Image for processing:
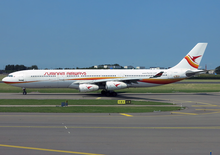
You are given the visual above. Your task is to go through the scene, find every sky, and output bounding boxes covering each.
[0,0,220,70]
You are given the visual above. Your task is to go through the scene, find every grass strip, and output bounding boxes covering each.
[0,106,182,113]
[0,99,172,105]
[0,99,179,113]
[1,83,220,93]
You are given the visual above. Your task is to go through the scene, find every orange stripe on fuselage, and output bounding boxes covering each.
[184,56,199,69]
[139,78,184,84]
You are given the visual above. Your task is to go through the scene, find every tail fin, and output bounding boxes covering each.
[171,43,208,70]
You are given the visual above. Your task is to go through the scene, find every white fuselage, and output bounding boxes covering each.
[2,69,187,90]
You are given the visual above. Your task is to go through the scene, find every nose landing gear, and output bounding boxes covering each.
[22,88,27,95]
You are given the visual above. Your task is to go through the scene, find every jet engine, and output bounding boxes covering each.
[79,84,99,92]
[105,81,127,90]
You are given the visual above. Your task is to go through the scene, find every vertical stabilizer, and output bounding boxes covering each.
[171,43,208,70]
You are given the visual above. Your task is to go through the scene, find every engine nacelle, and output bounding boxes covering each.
[105,81,127,90]
[79,84,99,92]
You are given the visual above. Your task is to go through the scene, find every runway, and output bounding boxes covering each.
[0,92,220,155]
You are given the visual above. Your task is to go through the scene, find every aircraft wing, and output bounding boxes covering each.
[74,71,164,84]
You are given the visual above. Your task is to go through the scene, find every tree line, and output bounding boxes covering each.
[5,65,38,73]
[215,66,220,74]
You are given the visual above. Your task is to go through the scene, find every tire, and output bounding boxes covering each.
[101,90,106,95]
[105,91,110,96]
[111,92,117,97]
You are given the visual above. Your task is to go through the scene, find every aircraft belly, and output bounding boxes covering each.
[129,82,160,87]
[10,83,27,88]
[8,80,75,88]
[25,81,58,88]
[58,80,73,88]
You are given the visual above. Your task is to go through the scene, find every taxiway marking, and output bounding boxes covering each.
[120,113,133,117]
[196,109,220,111]
[0,144,104,155]
[195,109,220,115]
[171,112,198,115]
[192,105,219,107]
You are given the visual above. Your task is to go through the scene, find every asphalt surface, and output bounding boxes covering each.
[0,92,220,155]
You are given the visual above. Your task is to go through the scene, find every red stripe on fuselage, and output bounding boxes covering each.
[139,78,184,84]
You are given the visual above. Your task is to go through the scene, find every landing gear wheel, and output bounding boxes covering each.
[111,92,117,97]
[105,91,110,97]
[101,90,117,97]
[23,88,27,95]
[101,90,106,96]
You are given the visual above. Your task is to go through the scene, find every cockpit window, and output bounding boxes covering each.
[8,75,13,77]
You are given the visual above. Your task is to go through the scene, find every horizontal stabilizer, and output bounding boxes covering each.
[185,70,205,77]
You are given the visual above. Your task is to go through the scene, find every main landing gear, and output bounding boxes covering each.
[101,90,117,97]
[22,88,27,95]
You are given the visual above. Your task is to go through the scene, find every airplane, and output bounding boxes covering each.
[2,43,208,96]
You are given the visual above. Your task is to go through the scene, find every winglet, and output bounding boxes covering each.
[150,71,164,78]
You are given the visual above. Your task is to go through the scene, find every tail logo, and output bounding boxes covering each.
[184,55,201,69]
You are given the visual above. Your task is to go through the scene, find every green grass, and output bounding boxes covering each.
[0,107,181,113]
[0,99,179,113]
[1,83,220,93]
[0,83,80,93]
[0,99,173,105]
[117,84,220,93]
[0,74,6,81]
[181,79,220,82]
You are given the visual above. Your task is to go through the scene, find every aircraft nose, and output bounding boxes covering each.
[2,77,8,83]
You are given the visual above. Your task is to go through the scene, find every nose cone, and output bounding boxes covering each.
[2,77,7,83]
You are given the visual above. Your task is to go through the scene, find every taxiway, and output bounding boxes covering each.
[0,92,220,155]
